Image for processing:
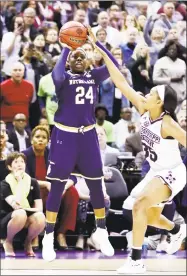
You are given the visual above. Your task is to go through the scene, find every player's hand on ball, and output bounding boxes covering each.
[87,25,97,43]
[58,39,73,51]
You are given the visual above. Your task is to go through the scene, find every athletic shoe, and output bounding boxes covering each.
[42,232,56,262]
[166,224,186,255]
[91,228,114,257]
[117,257,146,274]
[156,239,169,253]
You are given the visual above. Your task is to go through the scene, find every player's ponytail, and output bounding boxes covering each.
[163,85,178,122]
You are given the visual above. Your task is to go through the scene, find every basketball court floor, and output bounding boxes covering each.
[1,249,186,275]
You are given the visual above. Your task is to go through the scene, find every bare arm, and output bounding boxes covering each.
[33,199,43,212]
[162,115,187,148]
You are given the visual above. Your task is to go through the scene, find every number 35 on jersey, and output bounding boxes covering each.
[75,86,94,104]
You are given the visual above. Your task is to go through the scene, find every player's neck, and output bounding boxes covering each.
[149,108,163,121]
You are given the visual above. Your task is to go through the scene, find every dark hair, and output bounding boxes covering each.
[10,15,27,42]
[31,125,50,141]
[6,152,26,169]
[163,85,178,122]
[159,41,182,59]
[20,1,41,16]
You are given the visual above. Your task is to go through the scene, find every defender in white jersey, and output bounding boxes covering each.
[89,27,187,274]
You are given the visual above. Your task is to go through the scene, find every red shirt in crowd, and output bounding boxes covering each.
[35,155,47,181]
[0,79,33,123]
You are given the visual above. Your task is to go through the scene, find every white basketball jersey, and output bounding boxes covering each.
[140,112,183,171]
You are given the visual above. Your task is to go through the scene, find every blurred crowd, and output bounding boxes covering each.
[0,0,186,256]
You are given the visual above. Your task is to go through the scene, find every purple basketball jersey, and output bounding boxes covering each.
[54,71,98,127]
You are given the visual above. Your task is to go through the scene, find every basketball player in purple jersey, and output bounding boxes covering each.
[91,26,186,274]
[42,30,119,261]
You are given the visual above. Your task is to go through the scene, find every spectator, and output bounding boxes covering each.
[39,118,50,133]
[92,11,122,47]
[32,33,53,72]
[0,62,33,129]
[108,4,124,31]
[8,114,31,152]
[23,7,38,41]
[157,1,187,21]
[0,121,14,154]
[124,132,143,157]
[37,1,55,21]
[114,107,133,150]
[23,126,79,249]
[0,132,12,161]
[137,15,147,32]
[153,41,186,108]
[45,27,62,58]
[95,104,115,145]
[81,42,95,70]
[127,42,153,94]
[99,47,131,123]
[153,2,177,35]
[121,14,143,43]
[144,17,166,66]
[73,9,87,25]
[1,15,27,77]
[20,42,49,129]
[120,27,138,65]
[21,0,43,29]
[96,28,112,51]
[176,21,186,48]
[1,152,45,257]
[38,72,57,133]
[97,126,120,163]
[77,1,100,26]
[159,28,186,62]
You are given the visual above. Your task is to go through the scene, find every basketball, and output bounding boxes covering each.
[59,21,87,50]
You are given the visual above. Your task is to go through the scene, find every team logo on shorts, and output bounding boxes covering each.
[166,171,176,184]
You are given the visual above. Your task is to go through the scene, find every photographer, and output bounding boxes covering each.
[1,15,28,78]
[20,42,49,129]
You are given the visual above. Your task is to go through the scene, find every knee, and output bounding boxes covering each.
[33,212,46,225]
[12,209,27,223]
[133,196,150,215]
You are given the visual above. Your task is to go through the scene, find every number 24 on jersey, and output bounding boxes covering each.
[75,86,93,104]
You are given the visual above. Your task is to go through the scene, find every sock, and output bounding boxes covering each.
[46,222,55,234]
[96,217,106,229]
[169,224,180,235]
[131,247,142,261]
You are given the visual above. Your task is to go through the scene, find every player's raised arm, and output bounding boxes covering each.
[52,42,72,91]
[87,27,146,114]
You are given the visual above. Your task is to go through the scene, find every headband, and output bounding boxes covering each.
[157,85,165,102]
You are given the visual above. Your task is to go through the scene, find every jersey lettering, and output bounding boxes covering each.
[75,86,94,105]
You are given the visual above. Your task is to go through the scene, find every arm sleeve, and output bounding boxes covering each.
[124,138,133,153]
[51,47,70,91]
[143,17,153,46]
[1,181,13,199]
[91,41,119,84]
[31,178,41,200]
